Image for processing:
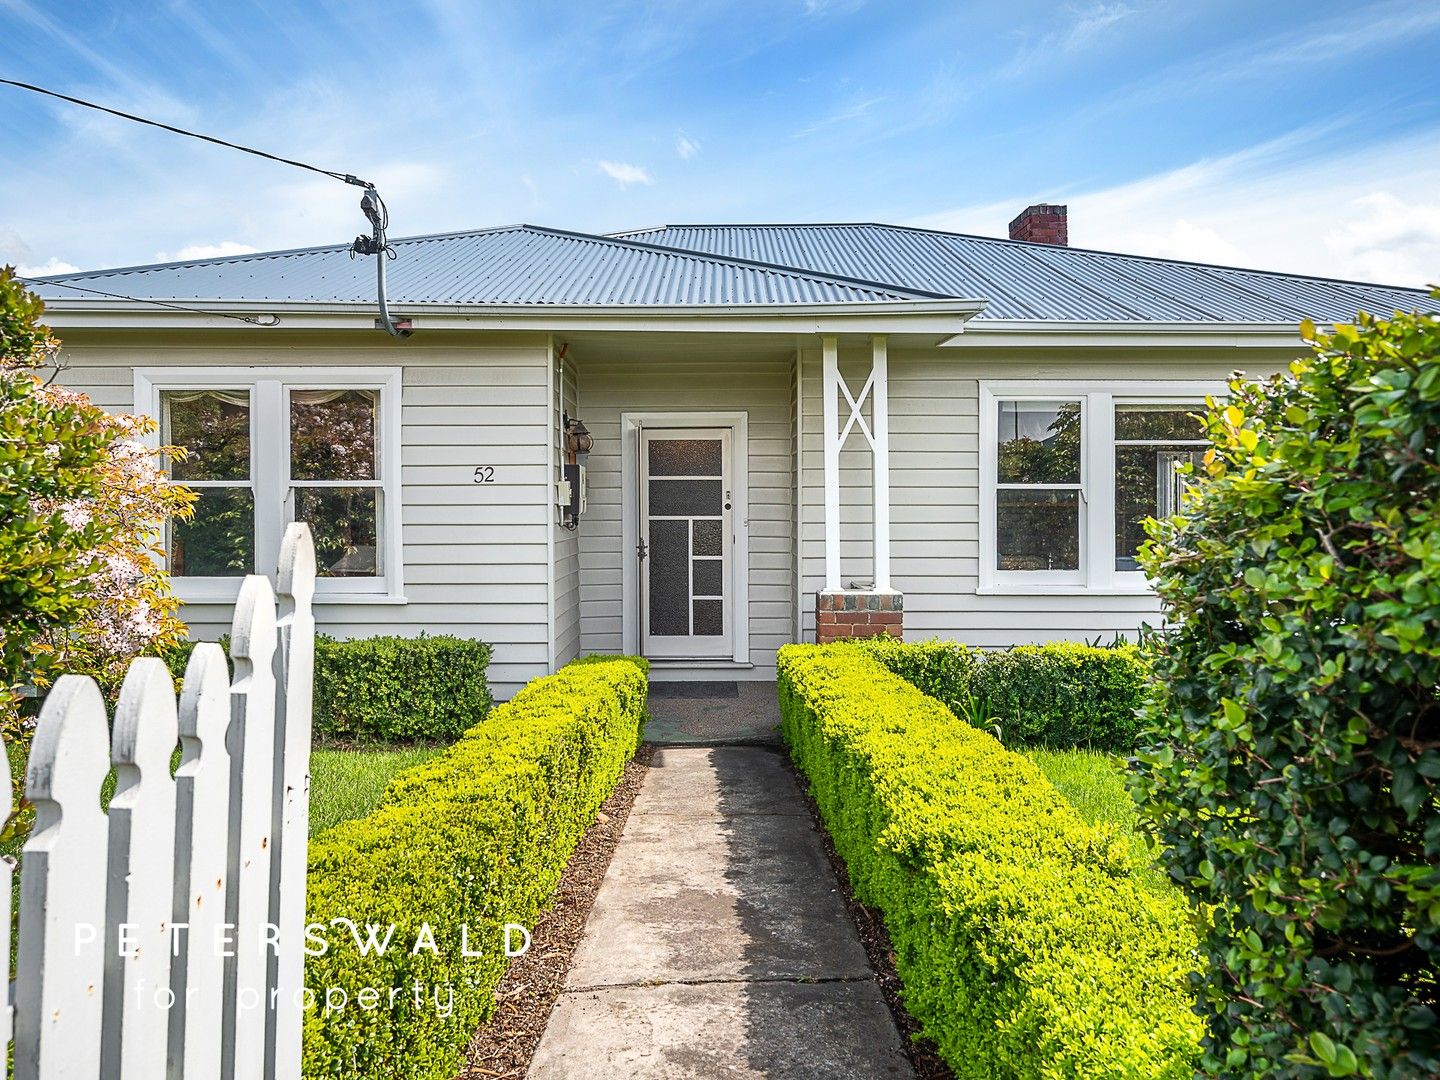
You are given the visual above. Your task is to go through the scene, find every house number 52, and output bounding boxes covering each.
[472,466,496,484]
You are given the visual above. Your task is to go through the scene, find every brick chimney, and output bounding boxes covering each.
[1008,204,1068,246]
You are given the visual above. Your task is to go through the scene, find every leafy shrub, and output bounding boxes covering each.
[161,633,494,742]
[778,644,1202,1079]
[1134,306,1440,1078]
[302,655,647,1079]
[313,634,493,742]
[858,638,1147,749]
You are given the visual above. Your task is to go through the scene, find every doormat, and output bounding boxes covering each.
[648,681,740,699]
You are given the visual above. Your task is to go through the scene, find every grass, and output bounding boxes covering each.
[1023,747,1176,897]
[308,744,445,836]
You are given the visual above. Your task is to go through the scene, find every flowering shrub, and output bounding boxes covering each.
[1,267,193,737]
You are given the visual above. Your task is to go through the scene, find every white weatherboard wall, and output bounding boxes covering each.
[575,345,795,678]
[552,342,582,668]
[54,330,555,699]
[798,343,1297,644]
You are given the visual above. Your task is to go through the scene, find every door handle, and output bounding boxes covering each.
[637,538,648,561]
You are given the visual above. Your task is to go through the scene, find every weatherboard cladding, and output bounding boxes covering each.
[29,225,936,307]
[614,223,1433,323]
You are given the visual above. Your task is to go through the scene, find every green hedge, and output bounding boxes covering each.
[312,634,493,742]
[857,638,1147,750]
[162,633,494,743]
[778,644,1201,1079]
[302,655,648,1079]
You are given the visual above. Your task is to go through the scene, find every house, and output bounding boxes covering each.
[29,205,1436,698]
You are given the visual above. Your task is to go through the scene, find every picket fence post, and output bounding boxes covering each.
[168,642,233,1080]
[4,523,316,1080]
[267,523,316,1080]
[14,677,111,1079]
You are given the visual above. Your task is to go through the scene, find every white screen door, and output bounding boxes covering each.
[640,428,733,659]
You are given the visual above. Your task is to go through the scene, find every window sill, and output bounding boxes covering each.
[176,584,407,606]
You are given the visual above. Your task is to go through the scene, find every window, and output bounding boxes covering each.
[981,382,1220,592]
[141,368,402,602]
[995,400,1084,581]
[1113,405,1207,573]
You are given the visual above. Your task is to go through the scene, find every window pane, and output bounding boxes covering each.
[649,479,723,517]
[648,518,689,635]
[692,559,723,597]
[163,390,250,481]
[290,389,378,481]
[648,439,723,477]
[997,488,1079,571]
[1116,404,1204,441]
[1115,446,1205,571]
[295,487,380,577]
[997,401,1081,483]
[693,519,724,556]
[170,487,253,576]
[692,599,723,636]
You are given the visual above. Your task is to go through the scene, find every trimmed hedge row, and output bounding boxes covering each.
[301,655,648,1079]
[312,634,493,742]
[163,633,493,742]
[778,644,1201,1079]
[857,637,1147,749]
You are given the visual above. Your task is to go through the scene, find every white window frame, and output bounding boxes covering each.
[979,380,1223,595]
[135,366,405,605]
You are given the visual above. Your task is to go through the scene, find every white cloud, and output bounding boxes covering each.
[676,135,701,160]
[598,160,655,187]
[909,126,1440,288]
[1006,3,1138,75]
[803,0,864,14]
[794,95,885,138]
[153,241,259,262]
[16,257,81,277]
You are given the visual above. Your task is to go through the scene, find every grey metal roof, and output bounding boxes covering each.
[27,224,944,307]
[614,223,1435,323]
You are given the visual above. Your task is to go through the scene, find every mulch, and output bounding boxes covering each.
[454,744,654,1080]
[786,759,956,1080]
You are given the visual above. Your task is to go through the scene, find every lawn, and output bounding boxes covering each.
[308,744,445,835]
[1023,747,1176,896]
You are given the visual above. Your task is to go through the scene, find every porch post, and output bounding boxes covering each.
[871,335,890,591]
[821,335,841,591]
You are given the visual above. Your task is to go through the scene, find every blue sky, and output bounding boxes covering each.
[2,0,1438,285]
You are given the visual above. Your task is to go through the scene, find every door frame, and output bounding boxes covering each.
[621,411,749,663]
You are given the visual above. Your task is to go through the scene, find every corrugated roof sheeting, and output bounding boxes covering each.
[616,224,1435,323]
[28,225,937,307]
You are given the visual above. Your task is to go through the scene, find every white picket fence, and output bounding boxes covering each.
[3,523,317,1080]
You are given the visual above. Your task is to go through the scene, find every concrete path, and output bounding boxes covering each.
[529,746,913,1079]
[644,682,781,746]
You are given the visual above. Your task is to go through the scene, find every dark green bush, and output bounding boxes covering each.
[313,634,492,742]
[302,655,647,1079]
[161,633,493,742]
[778,644,1202,1079]
[1134,306,1440,1078]
[859,638,1147,749]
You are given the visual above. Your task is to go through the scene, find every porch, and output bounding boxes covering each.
[560,330,908,679]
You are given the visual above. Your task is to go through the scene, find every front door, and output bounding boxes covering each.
[640,428,733,659]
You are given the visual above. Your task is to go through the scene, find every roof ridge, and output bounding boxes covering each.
[28,224,534,283]
[612,222,1432,295]
[526,224,956,300]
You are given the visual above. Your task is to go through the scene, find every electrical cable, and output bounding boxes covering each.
[0,77,373,188]
[19,276,272,326]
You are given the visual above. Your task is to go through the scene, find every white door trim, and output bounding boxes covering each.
[621,411,750,663]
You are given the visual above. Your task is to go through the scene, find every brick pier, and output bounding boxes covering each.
[815,590,903,643]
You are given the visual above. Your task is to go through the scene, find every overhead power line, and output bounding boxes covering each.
[0,77,373,188]
[21,277,270,326]
[1,77,411,336]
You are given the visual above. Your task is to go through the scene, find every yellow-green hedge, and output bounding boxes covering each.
[301,656,648,1079]
[778,644,1201,1079]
